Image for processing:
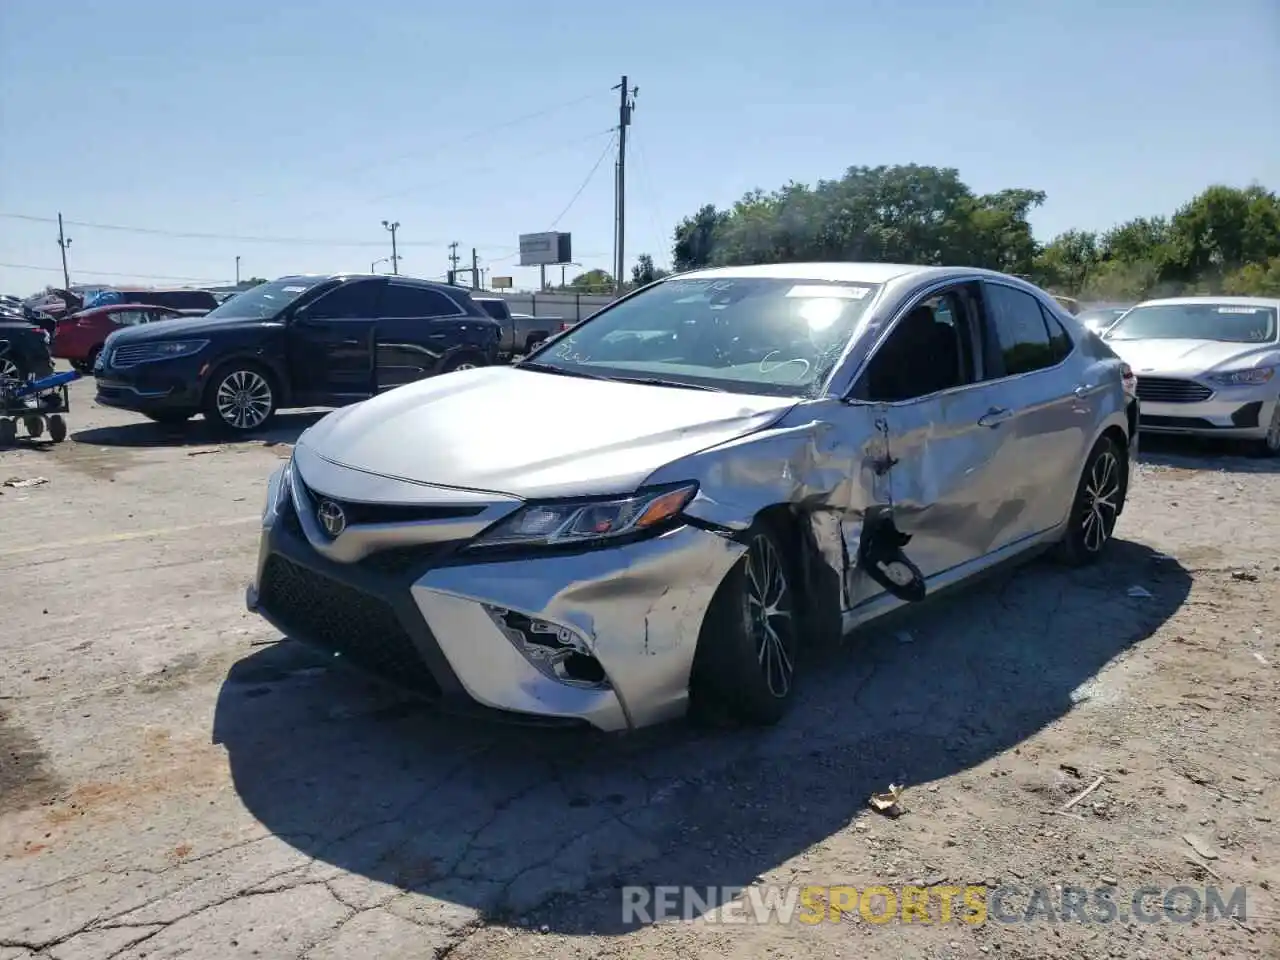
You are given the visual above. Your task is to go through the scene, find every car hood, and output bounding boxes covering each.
[107,314,272,344]
[295,366,799,499]
[1105,337,1279,375]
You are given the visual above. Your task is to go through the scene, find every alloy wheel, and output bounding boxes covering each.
[453,362,478,371]
[743,534,795,698]
[0,358,20,381]
[215,369,273,430]
[1080,449,1121,553]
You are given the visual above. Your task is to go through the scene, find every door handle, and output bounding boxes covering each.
[978,407,1013,428]
[341,338,360,346]
[1073,384,1092,398]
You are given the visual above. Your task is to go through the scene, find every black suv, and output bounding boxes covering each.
[0,318,54,382]
[94,274,501,432]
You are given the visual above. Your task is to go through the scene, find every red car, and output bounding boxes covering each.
[53,304,186,372]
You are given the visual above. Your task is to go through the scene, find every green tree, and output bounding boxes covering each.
[566,269,614,293]
[672,204,730,271]
[630,254,669,287]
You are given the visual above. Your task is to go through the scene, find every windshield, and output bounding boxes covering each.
[522,276,881,397]
[1106,303,1277,343]
[199,278,324,321]
[1078,308,1128,330]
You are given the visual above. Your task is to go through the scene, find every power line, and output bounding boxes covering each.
[224,90,611,207]
[548,132,618,230]
[628,128,669,262]
[0,212,487,249]
[0,262,231,283]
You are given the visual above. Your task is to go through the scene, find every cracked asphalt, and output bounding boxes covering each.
[1,378,1277,959]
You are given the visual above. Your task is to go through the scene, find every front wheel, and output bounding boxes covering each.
[1055,435,1126,566]
[1249,401,1280,458]
[203,364,277,433]
[690,520,799,726]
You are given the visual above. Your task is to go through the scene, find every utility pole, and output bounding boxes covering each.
[448,242,460,285]
[612,76,637,296]
[56,212,72,290]
[381,220,401,274]
[471,248,479,291]
[235,255,241,285]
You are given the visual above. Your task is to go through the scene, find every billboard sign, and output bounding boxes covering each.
[491,276,513,289]
[518,232,572,267]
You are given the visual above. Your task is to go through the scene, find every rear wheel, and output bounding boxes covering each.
[203,364,277,433]
[47,414,67,443]
[690,519,799,726]
[85,345,102,372]
[442,353,485,374]
[1055,435,1125,566]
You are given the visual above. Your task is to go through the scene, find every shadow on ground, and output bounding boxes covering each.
[1138,433,1280,474]
[213,539,1190,935]
[71,411,327,449]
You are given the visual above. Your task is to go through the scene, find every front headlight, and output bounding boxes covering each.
[469,482,698,549]
[1208,365,1275,386]
[148,339,209,359]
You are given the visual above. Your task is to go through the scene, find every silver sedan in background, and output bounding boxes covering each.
[248,263,1138,732]
[1103,296,1280,456]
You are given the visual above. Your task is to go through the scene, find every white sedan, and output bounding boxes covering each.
[1103,296,1280,456]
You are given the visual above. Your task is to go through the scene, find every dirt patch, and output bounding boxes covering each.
[0,709,64,815]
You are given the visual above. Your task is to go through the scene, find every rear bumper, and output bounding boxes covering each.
[247,463,745,732]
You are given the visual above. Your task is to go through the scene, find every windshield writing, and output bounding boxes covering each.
[1107,303,1277,343]
[523,277,880,397]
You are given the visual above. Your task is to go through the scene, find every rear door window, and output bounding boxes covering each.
[377,284,465,319]
[983,283,1059,377]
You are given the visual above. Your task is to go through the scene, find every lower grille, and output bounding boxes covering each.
[257,554,441,697]
[1134,376,1212,404]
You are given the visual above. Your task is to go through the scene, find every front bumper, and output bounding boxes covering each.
[246,462,746,732]
[1138,389,1277,440]
[94,353,207,414]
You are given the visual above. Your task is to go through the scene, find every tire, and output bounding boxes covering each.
[1054,435,1126,566]
[145,411,194,426]
[690,518,800,726]
[85,345,102,372]
[202,363,277,433]
[442,353,485,374]
[1249,401,1280,458]
[0,356,22,381]
[47,414,67,443]
[0,419,15,447]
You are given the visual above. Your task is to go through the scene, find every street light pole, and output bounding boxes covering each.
[381,220,400,275]
[371,257,389,274]
[235,255,241,285]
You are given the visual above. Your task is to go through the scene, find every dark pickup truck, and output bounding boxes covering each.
[94,273,501,433]
[473,296,563,359]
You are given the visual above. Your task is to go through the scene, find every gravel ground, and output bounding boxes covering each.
[0,377,1276,960]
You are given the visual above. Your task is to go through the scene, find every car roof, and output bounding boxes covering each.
[668,262,1026,286]
[1133,295,1280,310]
[278,273,466,293]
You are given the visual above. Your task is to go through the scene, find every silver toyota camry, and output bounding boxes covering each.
[1103,296,1280,456]
[247,263,1139,732]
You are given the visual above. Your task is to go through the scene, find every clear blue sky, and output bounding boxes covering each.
[1,0,1277,295]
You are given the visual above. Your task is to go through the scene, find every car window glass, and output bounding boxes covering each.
[1040,305,1074,362]
[379,284,463,318]
[305,280,383,319]
[115,310,148,326]
[862,290,973,402]
[985,283,1057,376]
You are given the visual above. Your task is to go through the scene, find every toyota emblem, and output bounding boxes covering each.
[317,500,346,538]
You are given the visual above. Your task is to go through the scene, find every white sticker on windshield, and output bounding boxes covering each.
[1217,306,1260,314]
[282,286,307,293]
[786,284,870,300]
